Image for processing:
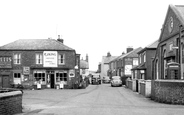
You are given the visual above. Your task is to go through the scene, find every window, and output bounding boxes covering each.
[58,54,65,64]
[36,54,43,64]
[56,71,67,82]
[13,72,21,84]
[14,53,21,64]
[34,71,46,82]
[143,53,146,63]
[139,54,141,64]
[14,73,21,78]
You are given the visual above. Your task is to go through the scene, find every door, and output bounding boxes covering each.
[50,74,55,88]
[2,75,9,88]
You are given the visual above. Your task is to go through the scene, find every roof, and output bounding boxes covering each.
[131,62,146,70]
[138,40,159,54]
[103,56,118,64]
[0,39,74,51]
[80,60,89,69]
[172,5,184,26]
[118,47,142,60]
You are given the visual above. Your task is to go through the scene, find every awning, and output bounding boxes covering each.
[131,63,146,70]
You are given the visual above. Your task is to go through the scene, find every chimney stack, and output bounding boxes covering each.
[57,35,64,43]
[86,54,88,62]
[127,47,133,53]
[107,52,111,57]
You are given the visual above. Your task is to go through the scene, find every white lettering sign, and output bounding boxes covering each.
[43,51,58,67]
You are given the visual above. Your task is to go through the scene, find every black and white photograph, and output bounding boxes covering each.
[1,0,184,115]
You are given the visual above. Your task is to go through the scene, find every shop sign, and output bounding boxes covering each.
[43,51,58,67]
[0,57,12,68]
[23,66,30,75]
[69,69,75,77]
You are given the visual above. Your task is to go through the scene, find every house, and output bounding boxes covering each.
[0,37,80,89]
[152,4,184,104]
[80,54,89,78]
[100,52,117,79]
[130,40,158,96]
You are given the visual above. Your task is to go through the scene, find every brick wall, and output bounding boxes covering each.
[0,91,22,115]
[151,80,184,104]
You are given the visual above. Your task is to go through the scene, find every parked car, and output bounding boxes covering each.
[111,76,122,87]
[103,76,110,83]
[91,74,101,85]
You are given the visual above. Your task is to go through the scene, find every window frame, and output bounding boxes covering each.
[35,53,43,65]
[58,54,65,65]
[13,53,21,64]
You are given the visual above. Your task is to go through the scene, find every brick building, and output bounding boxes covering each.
[151,5,184,104]
[0,38,80,89]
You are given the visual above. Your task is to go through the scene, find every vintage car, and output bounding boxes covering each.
[91,74,101,85]
[111,76,122,87]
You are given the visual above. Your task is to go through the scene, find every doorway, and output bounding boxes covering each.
[50,74,55,88]
[2,75,9,88]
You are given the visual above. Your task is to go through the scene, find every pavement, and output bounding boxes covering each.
[17,84,184,115]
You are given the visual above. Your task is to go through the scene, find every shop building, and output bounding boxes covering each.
[0,38,80,89]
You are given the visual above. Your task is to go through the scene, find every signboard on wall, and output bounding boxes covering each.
[0,57,12,68]
[69,69,75,77]
[43,51,58,67]
[23,66,30,75]
[125,65,132,75]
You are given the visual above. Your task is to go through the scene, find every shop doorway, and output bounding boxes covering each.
[50,74,55,88]
[2,75,9,88]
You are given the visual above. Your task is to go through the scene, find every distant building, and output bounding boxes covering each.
[0,37,80,89]
[100,52,117,78]
[80,54,89,77]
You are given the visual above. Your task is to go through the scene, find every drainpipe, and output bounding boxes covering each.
[179,25,183,79]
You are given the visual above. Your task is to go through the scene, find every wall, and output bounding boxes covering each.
[0,91,22,114]
[146,50,156,80]
[152,80,184,104]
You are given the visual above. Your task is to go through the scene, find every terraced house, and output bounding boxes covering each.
[0,37,80,89]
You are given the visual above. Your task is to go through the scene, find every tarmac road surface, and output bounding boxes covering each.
[18,84,184,115]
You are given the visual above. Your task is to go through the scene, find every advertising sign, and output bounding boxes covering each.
[23,66,30,75]
[0,57,12,68]
[43,51,58,67]
[125,65,132,75]
[69,69,75,77]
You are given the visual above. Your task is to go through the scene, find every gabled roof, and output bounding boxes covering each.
[103,56,117,64]
[80,60,89,69]
[118,47,142,60]
[138,40,159,54]
[0,39,74,51]
[159,5,184,42]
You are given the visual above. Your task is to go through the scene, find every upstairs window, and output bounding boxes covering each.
[58,54,65,65]
[36,54,43,64]
[14,53,21,64]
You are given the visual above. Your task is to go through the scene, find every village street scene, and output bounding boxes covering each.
[1,0,184,115]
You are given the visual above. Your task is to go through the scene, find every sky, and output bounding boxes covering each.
[0,0,184,71]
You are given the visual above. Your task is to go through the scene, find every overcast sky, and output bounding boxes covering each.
[0,0,184,71]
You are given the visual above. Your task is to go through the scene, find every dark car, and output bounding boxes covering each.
[91,74,101,85]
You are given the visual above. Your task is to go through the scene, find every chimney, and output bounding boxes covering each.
[57,35,64,43]
[107,52,111,57]
[127,47,133,53]
[86,54,88,62]
[122,52,125,55]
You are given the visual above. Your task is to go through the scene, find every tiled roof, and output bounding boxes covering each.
[173,5,184,26]
[118,47,142,59]
[0,39,74,50]
[80,60,89,69]
[103,56,118,64]
[146,40,159,48]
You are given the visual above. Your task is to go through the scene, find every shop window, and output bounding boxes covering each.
[13,73,21,84]
[58,54,65,65]
[36,54,43,64]
[14,53,21,64]
[56,72,67,82]
[34,71,46,83]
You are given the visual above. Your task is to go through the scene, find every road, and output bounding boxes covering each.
[20,84,184,115]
